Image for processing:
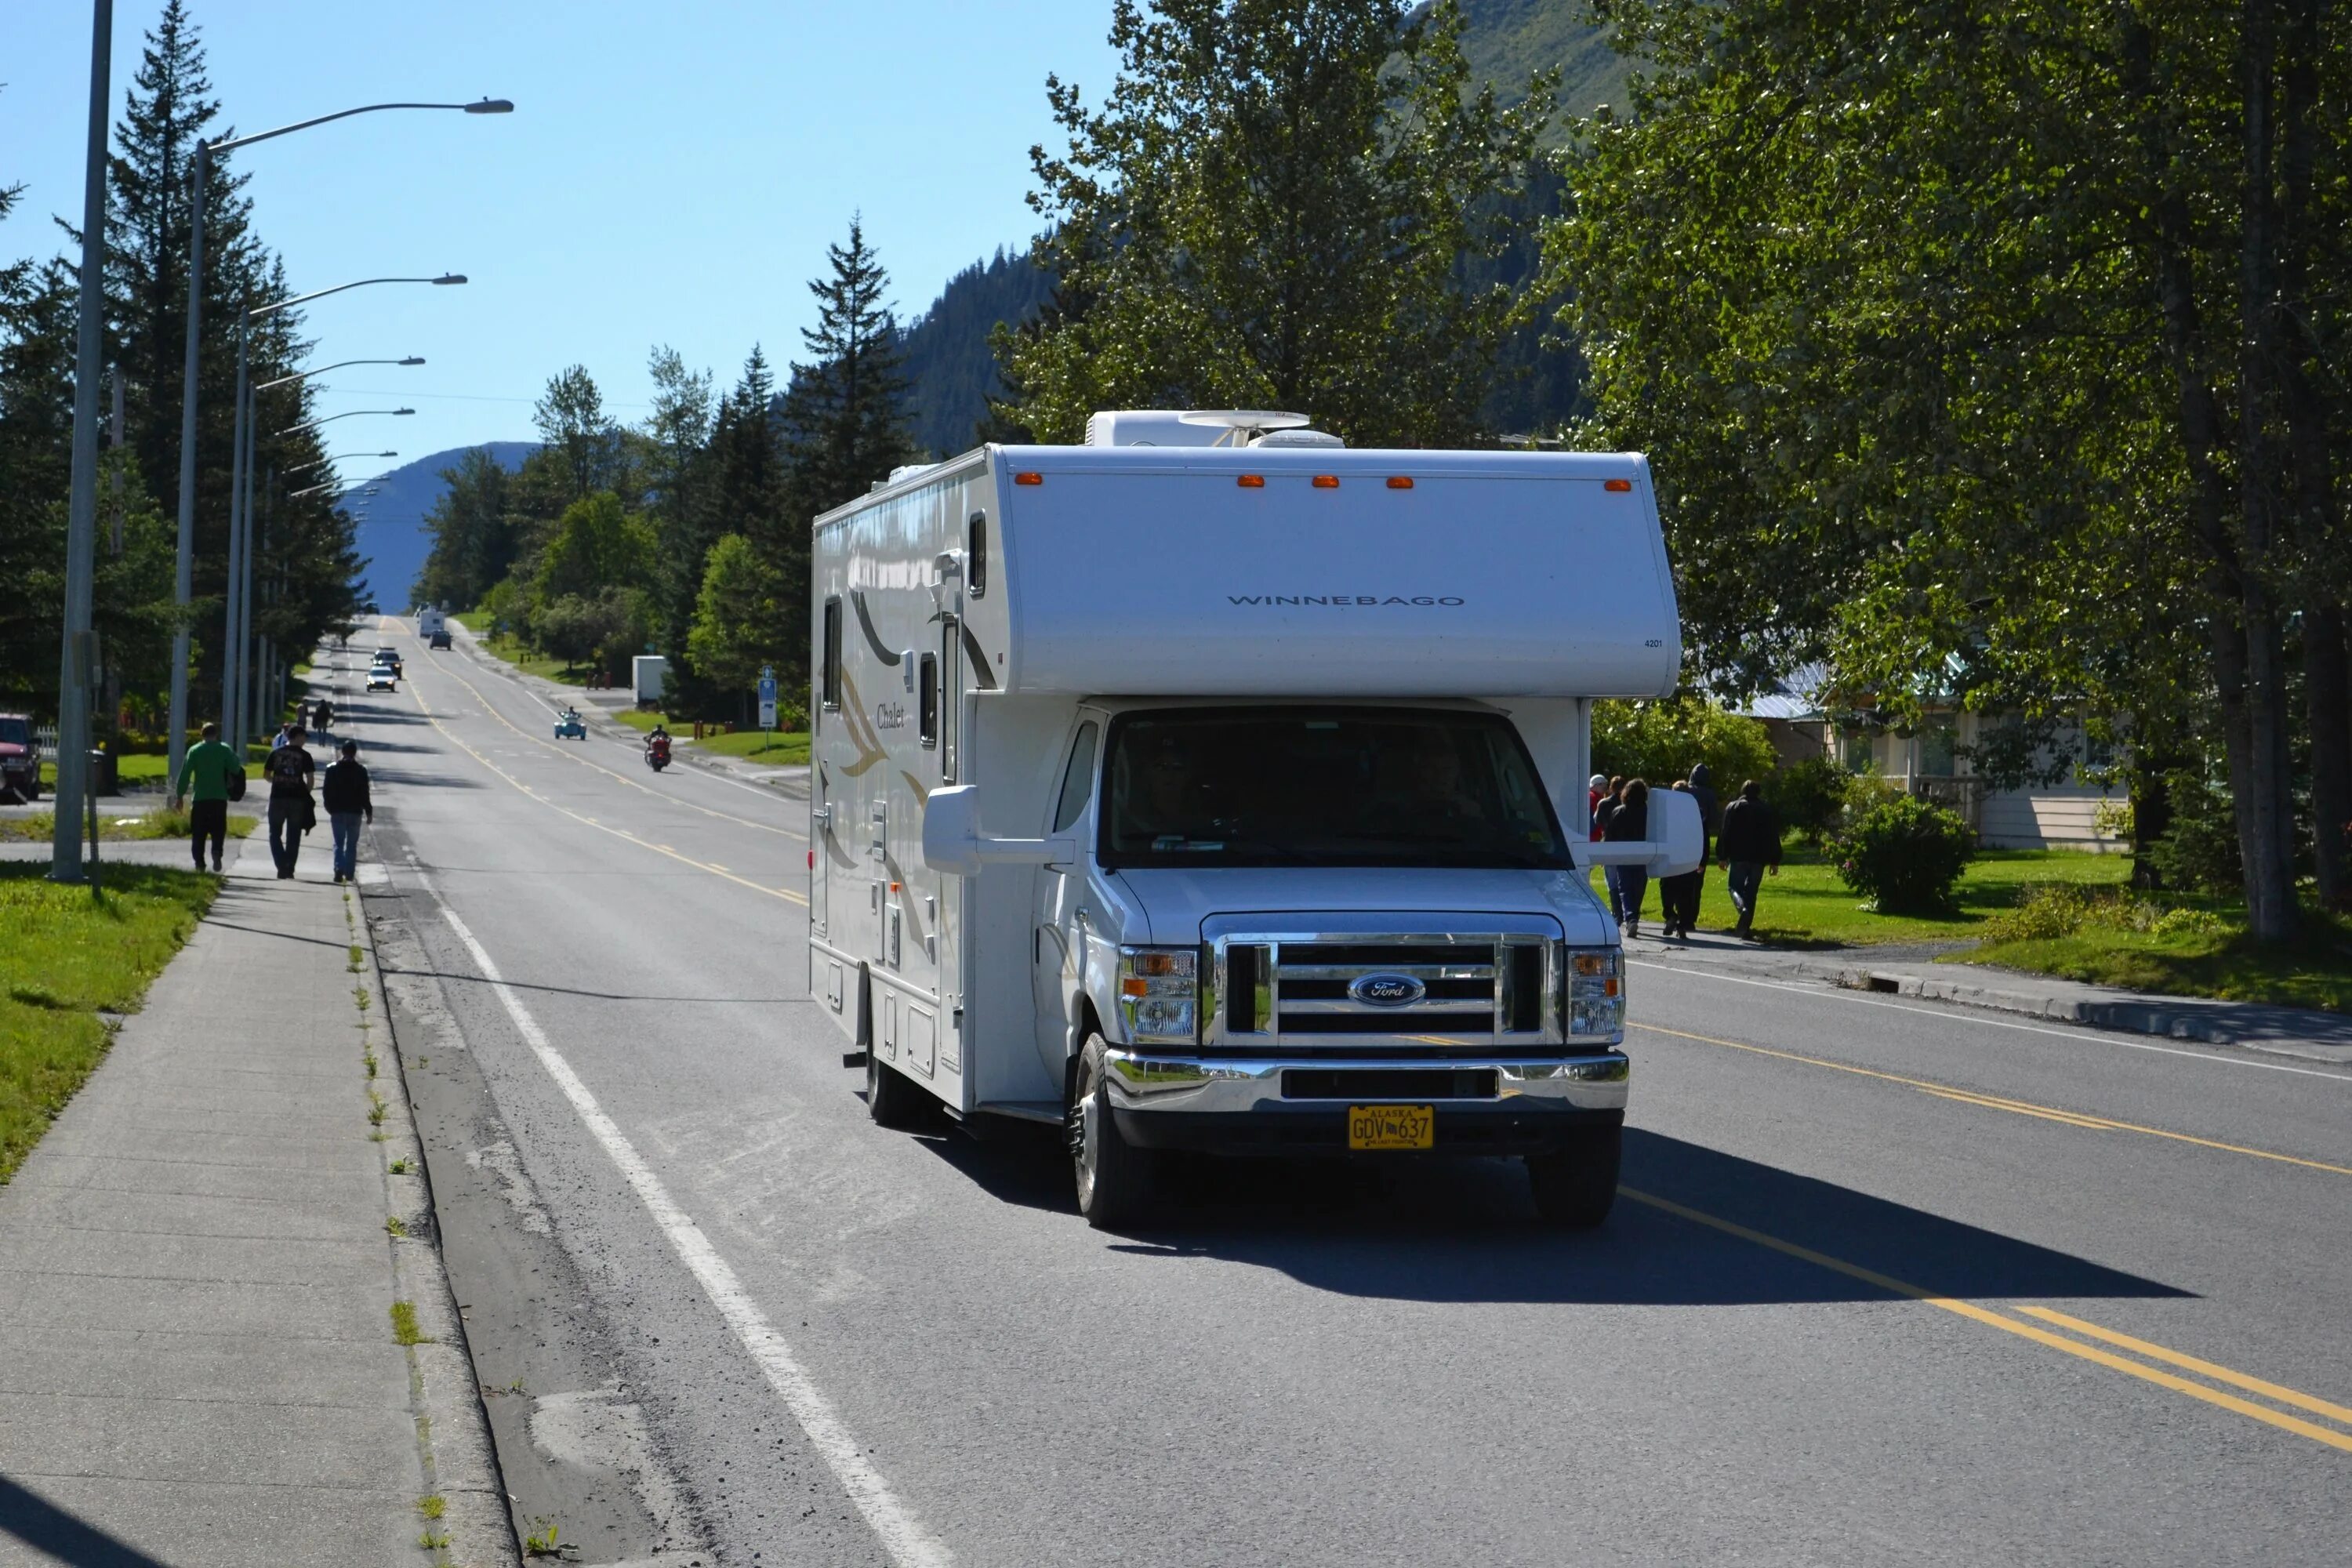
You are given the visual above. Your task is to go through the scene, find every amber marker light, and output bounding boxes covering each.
[1604,477,1633,492]
[1237,474,1265,488]
[1312,474,1340,488]
[1386,476,1414,489]
[1014,471,1044,485]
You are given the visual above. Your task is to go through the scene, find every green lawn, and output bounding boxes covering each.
[0,806,257,843]
[1595,841,2132,948]
[0,862,220,1182]
[613,709,808,762]
[684,728,810,765]
[1972,908,2352,1014]
[452,618,591,686]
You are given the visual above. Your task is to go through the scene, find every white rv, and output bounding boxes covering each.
[808,411,1698,1228]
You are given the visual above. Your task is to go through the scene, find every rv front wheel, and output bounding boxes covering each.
[1525,1123,1621,1229]
[1070,1033,1159,1229]
[866,1045,927,1129]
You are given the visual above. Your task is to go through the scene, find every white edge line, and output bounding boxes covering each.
[409,867,952,1568]
[1628,960,2352,1083]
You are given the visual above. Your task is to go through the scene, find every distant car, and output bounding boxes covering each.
[553,712,587,741]
[366,670,397,693]
[429,630,452,650]
[0,712,39,802]
[373,648,404,674]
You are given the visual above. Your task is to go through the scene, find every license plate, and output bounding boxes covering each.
[1348,1104,1435,1151]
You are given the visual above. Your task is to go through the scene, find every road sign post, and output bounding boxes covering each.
[757,666,777,752]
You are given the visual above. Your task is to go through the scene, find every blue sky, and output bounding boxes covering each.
[1,1,1122,488]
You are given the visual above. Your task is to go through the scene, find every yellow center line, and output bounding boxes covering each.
[1916,1086,2122,1131]
[395,671,809,909]
[419,636,804,842]
[2016,1306,2352,1425]
[1632,1022,2352,1178]
[1621,1187,2352,1456]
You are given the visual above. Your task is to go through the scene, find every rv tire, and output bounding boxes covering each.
[866,1045,928,1128]
[1071,1033,1158,1229]
[1525,1123,1621,1229]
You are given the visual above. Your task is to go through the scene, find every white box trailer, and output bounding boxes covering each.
[808,414,1697,1227]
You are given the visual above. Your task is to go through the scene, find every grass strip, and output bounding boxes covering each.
[1593,843,2132,949]
[0,805,257,843]
[0,862,219,1183]
[1970,909,2352,1014]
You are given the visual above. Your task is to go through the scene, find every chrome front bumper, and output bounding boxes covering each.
[1103,1049,1630,1116]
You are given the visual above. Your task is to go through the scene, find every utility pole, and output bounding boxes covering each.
[52,0,112,885]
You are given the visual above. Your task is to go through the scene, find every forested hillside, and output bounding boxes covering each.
[887,0,1619,451]
[346,442,537,613]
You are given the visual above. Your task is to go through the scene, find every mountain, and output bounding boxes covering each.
[340,441,539,612]
[887,0,1621,449]
[898,248,1056,458]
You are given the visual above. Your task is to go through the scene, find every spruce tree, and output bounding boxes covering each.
[692,348,789,702]
[777,220,916,683]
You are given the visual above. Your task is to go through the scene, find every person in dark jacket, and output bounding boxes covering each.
[1594,775,1627,921]
[321,739,372,884]
[1603,778,1652,938]
[261,725,316,879]
[1657,780,1704,939]
[1717,779,1782,939]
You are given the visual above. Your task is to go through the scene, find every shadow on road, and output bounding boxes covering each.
[0,1475,173,1567]
[915,1124,2189,1307]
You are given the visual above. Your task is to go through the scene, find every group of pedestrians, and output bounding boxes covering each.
[1588,765,1782,941]
[171,717,373,882]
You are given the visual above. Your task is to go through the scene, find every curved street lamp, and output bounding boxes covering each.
[257,356,423,394]
[168,97,510,779]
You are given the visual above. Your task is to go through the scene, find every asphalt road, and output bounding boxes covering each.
[329,618,2352,1567]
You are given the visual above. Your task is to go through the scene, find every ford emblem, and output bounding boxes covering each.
[1348,972,1426,1007]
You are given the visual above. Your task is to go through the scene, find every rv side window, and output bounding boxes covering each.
[939,618,960,782]
[1054,722,1098,833]
[821,597,842,711]
[917,652,938,747]
[967,514,987,599]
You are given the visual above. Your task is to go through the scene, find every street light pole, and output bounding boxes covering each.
[52,0,111,884]
[221,316,250,757]
[165,99,509,787]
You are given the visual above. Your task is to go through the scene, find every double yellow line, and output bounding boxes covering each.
[1635,1022,2352,1178]
[1628,1020,2352,1456]
[1624,1188,2352,1455]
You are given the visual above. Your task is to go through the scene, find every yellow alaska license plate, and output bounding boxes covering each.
[1348,1104,1435,1150]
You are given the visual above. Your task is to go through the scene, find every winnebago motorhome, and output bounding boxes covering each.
[808,411,1698,1228]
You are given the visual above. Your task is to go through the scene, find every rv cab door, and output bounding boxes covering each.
[1033,717,1102,1075]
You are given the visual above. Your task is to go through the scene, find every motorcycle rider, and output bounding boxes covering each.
[645,722,673,769]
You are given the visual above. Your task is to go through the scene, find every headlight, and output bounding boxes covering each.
[1117,946,1198,1044]
[1563,946,1624,1039]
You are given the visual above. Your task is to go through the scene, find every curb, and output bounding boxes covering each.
[351,854,524,1568]
[1652,945,2351,1066]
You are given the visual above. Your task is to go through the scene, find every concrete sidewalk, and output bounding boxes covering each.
[0,832,512,1566]
[1630,927,2352,1066]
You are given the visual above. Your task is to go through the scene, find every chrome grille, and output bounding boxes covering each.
[1202,917,1563,1052]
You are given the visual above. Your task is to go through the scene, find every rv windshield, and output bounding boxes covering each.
[1099,708,1575,870]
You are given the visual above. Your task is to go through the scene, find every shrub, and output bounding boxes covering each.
[1829,794,1976,913]
[1590,697,1780,811]
[1767,756,1846,845]
[2143,771,2243,896]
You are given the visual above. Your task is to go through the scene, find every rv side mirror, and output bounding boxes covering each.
[1649,789,1703,878]
[921,784,1080,877]
[922,785,984,877]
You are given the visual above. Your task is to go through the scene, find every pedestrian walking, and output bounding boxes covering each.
[270,719,296,751]
[311,697,334,734]
[1718,779,1782,939]
[1657,780,1704,939]
[1595,775,1627,923]
[1588,773,1607,833]
[321,739,372,884]
[261,724,317,879]
[170,721,241,873]
[1603,778,1652,938]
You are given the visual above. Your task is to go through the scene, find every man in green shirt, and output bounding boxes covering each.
[172,722,241,872]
